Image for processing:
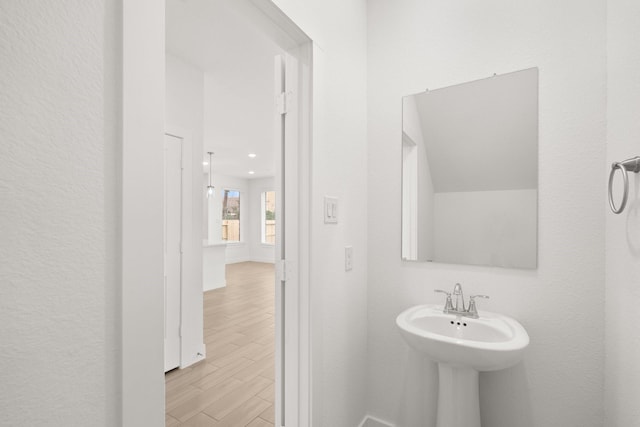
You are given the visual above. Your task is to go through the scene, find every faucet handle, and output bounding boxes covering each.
[467,295,489,318]
[434,290,454,313]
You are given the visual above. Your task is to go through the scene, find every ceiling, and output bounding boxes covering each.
[166,0,289,179]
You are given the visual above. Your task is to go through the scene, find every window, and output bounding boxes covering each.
[222,189,240,242]
[262,191,276,245]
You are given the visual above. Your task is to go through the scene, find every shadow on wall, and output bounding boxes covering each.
[479,364,534,427]
[626,178,640,256]
[394,348,533,427]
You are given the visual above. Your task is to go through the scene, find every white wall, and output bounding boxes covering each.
[248,177,276,263]
[367,1,606,427]
[433,190,537,268]
[605,0,640,424]
[0,1,121,425]
[165,53,206,367]
[271,1,370,426]
[166,54,204,140]
[202,63,278,178]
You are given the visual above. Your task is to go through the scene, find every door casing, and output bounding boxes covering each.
[122,1,314,426]
[163,133,183,372]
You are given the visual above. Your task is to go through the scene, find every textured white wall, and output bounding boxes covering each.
[271,1,370,426]
[605,0,640,424]
[0,1,368,426]
[367,1,606,426]
[0,1,120,425]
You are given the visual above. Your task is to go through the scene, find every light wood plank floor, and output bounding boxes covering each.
[166,262,275,427]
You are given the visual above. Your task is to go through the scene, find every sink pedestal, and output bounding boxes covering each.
[396,304,529,427]
[436,364,481,427]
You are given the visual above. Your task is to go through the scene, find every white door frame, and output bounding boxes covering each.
[122,1,313,426]
[164,127,204,371]
[402,134,418,260]
[274,51,309,426]
[163,132,183,372]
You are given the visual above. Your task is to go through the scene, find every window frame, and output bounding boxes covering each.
[221,188,241,243]
[261,190,276,245]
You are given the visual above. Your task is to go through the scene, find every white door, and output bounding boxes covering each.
[274,53,300,427]
[164,134,182,372]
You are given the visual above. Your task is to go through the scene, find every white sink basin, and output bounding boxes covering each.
[396,304,529,371]
[396,304,529,427]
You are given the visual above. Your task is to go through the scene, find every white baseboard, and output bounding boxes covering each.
[180,343,206,369]
[203,280,226,292]
[358,415,395,427]
[226,257,275,265]
[225,256,251,264]
[250,256,276,264]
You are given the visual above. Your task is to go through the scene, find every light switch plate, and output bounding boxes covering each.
[324,196,338,224]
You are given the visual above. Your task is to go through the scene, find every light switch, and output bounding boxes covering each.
[324,196,338,224]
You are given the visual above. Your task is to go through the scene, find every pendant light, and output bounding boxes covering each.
[207,151,215,198]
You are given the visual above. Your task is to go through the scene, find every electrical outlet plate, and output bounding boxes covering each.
[345,246,353,271]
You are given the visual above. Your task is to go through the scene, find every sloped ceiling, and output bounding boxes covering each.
[413,68,538,193]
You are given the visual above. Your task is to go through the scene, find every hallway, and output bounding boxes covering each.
[165,262,275,427]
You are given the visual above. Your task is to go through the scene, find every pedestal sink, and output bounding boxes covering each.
[396,304,529,427]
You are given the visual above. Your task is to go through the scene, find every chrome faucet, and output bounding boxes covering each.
[434,283,489,319]
[452,283,465,312]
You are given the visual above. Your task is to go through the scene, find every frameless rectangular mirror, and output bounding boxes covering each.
[401,68,538,269]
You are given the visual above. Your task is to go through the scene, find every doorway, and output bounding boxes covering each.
[121,0,313,424]
[160,1,312,426]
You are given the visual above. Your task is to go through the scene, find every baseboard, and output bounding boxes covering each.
[227,257,275,265]
[180,343,206,369]
[226,257,251,264]
[250,256,276,264]
[358,415,395,427]
[203,280,226,292]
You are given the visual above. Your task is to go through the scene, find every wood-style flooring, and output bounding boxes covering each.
[165,261,275,427]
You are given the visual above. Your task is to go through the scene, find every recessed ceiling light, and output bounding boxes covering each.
[248,171,255,175]
[248,153,257,158]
